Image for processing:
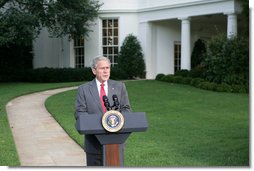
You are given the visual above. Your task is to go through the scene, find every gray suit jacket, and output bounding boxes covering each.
[75,79,131,154]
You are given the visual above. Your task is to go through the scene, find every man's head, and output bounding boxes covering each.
[91,56,111,83]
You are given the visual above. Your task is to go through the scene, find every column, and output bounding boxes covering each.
[226,13,237,38]
[179,17,191,70]
[138,22,155,79]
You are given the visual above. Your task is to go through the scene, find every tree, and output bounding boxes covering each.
[191,38,206,69]
[0,0,102,45]
[118,34,146,79]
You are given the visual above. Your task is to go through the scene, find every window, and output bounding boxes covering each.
[74,36,85,68]
[174,42,181,72]
[102,19,119,66]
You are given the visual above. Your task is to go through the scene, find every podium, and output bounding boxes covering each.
[75,112,148,166]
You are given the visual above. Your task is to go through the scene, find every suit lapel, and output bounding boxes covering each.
[108,79,116,106]
[89,79,103,113]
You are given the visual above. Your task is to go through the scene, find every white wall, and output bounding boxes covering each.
[33,28,72,68]
[155,20,181,75]
[33,28,61,68]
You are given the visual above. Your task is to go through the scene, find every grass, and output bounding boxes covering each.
[45,80,249,166]
[0,82,83,166]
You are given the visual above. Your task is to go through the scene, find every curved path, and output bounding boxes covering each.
[6,87,86,166]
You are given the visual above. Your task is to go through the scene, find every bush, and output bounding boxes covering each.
[23,67,94,82]
[110,66,129,80]
[174,70,190,77]
[190,78,205,88]
[118,34,146,79]
[191,39,207,68]
[0,43,33,82]
[204,34,249,85]
[155,73,248,93]
[155,73,165,80]
[161,75,174,82]
[215,83,232,92]
[189,65,205,78]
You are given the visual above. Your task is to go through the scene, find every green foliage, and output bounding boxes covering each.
[110,65,129,80]
[0,66,133,82]
[24,67,94,82]
[0,43,33,82]
[156,74,248,93]
[0,0,102,45]
[191,39,207,68]
[155,73,165,80]
[118,34,146,79]
[175,69,190,77]
[204,34,249,86]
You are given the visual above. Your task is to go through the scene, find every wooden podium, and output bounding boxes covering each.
[75,112,148,166]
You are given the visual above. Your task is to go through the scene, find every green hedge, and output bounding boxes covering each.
[23,67,94,82]
[0,67,130,82]
[156,73,248,93]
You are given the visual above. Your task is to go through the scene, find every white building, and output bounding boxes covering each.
[33,0,243,79]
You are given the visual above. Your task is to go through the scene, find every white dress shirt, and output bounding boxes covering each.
[95,79,108,96]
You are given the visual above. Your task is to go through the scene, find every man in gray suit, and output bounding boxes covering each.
[75,56,131,166]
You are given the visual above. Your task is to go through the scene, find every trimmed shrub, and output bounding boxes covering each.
[190,78,205,88]
[155,73,165,80]
[155,73,247,93]
[118,34,146,79]
[23,67,94,82]
[110,66,129,80]
[191,39,207,68]
[174,70,190,77]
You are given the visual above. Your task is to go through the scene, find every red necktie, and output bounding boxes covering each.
[100,83,107,113]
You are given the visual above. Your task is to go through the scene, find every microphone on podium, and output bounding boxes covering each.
[112,94,120,111]
[103,95,111,111]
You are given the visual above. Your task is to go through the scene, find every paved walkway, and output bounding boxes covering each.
[6,87,86,166]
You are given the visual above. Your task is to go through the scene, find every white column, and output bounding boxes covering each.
[226,13,237,38]
[179,17,191,70]
[138,22,155,79]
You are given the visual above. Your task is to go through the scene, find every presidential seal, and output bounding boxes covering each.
[102,110,124,132]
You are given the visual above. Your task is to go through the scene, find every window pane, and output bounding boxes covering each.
[103,20,107,27]
[103,47,107,54]
[108,37,113,45]
[114,47,118,54]
[108,29,112,36]
[114,29,118,36]
[109,47,113,54]
[114,20,118,27]
[103,29,107,36]
[114,37,118,45]
[108,20,112,28]
[103,38,107,45]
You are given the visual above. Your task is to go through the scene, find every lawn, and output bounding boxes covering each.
[45,80,249,166]
[0,82,83,166]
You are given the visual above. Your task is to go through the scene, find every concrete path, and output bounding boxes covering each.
[6,87,86,166]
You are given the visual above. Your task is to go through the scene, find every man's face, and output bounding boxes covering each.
[92,60,111,83]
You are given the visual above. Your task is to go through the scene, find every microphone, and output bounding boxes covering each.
[103,95,111,111]
[112,94,120,111]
